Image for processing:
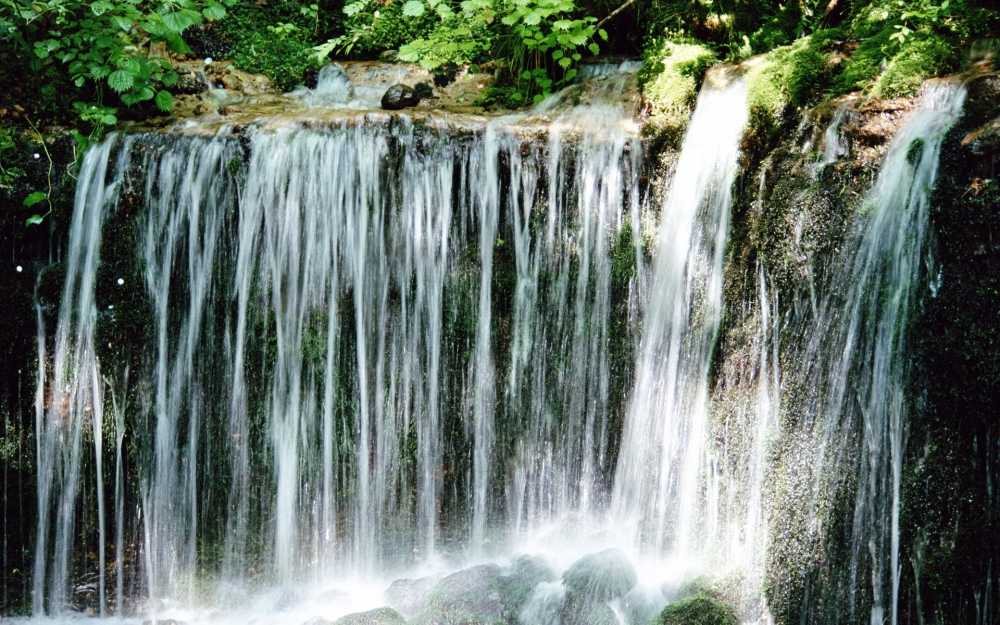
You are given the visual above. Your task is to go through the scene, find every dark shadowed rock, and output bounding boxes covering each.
[333,607,407,625]
[381,84,420,110]
[385,573,446,618]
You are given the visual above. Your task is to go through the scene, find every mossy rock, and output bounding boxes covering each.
[333,608,407,625]
[874,35,960,98]
[651,596,737,625]
[640,40,717,148]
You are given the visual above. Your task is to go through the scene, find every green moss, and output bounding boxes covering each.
[833,29,960,99]
[652,596,737,625]
[873,35,960,98]
[640,40,717,148]
[745,35,832,122]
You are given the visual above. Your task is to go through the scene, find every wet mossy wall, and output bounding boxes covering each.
[901,74,1000,623]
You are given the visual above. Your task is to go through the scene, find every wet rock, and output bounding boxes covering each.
[519,581,566,625]
[176,72,208,94]
[418,564,504,624]
[385,573,446,618]
[562,548,637,603]
[495,555,557,616]
[650,595,736,625]
[221,74,244,91]
[333,607,407,625]
[381,84,420,110]
[561,549,637,625]
[618,586,667,625]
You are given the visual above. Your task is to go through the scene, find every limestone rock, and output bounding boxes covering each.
[381,84,420,110]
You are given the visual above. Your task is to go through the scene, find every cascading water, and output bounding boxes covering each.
[612,67,748,563]
[797,80,967,625]
[21,50,971,625]
[30,62,650,620]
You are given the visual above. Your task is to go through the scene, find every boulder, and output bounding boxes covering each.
[381,84,420,110]
[561,549,637,625]
[651,596,737,625]
[416,564,504,624]
[333,607,407,625]
[518,581,566,625]
[618,586,668,625]
[494,555,557,616]
[385,574,445,618]
[561,549,637,603]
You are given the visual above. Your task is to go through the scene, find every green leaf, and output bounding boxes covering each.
[162,10,197,33]
[165,35,193,54]
[402,0,425,16]
[552,49,563,60]
[598,28,607,40]
[72,131,90,151]
[112,15,133,30]
[155,90,173,112]
[23,191,47,207]
[107,69,134,92]
[25,214,45,227]
[202,4,226,19]
[101,114,118,125]
[160,71,179,86]
[588,42,600,56]
[91,0,114,15]
[74,76,86,87]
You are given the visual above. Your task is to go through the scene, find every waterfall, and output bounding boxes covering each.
[612,67,747,561]
[31,63,644,614]
[801,80,966,625]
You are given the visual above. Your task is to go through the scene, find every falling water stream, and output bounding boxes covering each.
[21,59,968,625]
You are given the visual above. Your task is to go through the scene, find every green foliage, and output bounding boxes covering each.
[317,0,603,104]
[315,0,439,58]
[2,0,237,123]
[652,596,738,625]
[639,39,715,146]
[874,34,959,97]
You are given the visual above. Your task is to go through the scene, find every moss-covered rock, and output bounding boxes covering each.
[333,607,407,625]
[651,596,737,625]
[639,40,717,149]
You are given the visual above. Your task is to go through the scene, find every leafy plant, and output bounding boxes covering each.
[317,0,604,105]
[2,0,237,124]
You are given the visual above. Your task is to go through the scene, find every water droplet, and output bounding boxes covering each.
[108,304,114,310]
[33,153,40,159]
[117,277,125,285]
[205,57,213,65]
[15,265,23,272]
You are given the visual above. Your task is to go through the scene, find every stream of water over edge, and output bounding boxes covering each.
[15,61,972,625]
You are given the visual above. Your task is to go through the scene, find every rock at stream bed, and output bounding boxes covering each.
[385,573,446,618]
[333,607,408,625]
[413,564,505,624]
[381,84,420,110]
